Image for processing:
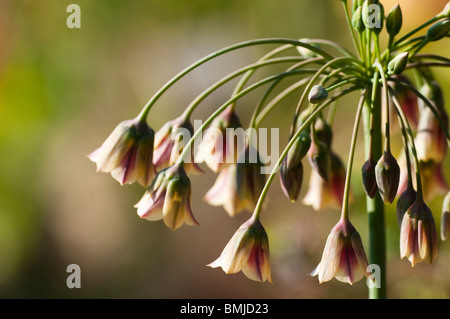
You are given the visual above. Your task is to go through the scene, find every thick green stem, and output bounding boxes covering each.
[363,85,386,299]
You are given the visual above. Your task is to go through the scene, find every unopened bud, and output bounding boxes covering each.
[386,4,403,37]
[352,6,365,33]
[362,0,384,34]
[308,85,328,104]
[388,52,409,75]
[280,156,304,202]
[286,131,311,169]
[361,158,378,198]
[426,18,450,42]
[375,150,400,203]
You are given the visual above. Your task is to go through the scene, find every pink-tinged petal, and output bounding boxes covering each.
[110,146,137,185]
[153,138,174,170]
[135,191,164,221]
[418,217,438,264]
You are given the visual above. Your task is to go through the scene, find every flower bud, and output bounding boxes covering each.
[400,198,438,266]
[396,184,416,227]
[386,4,403,37]
[388,52,409,75]
[308,139,331,182]
[308,85,328,104]
[280,156,303,202]
[286,131,311,169]
[441,192,450,240]
[208,217,272,283]
[352,6,365,33]
[198,107,243,172]
[361,158,378,198]
[88,117,156,187]
[135,164,198,230]
[375,150,400,203]
[311,218,370,285]
[362,0,384,34]
[426,18,450,42]
[153,115,202,175]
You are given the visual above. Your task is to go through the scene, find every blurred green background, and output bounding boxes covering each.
[0,0,449,298]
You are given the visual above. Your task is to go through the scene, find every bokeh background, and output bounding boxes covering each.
[0,0,449,299]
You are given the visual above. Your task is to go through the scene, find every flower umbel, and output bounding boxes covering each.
[88,117,156,187]
[208,216,272,283]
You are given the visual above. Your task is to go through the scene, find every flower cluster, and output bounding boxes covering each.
[89,0,450,294]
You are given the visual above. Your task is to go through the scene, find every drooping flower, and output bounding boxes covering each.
[198,107,243,173]
[303,151,346,211]
[400,198,438,266]
[208,217,272,283]
[88,117,156,187]
[153,115,203,174]
[396,183,417,227]
[311,218,370,285]
[135,164,198,230]
[204,145,266,217]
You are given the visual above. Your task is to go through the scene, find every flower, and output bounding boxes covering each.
[204,145,266,216]
[396,184,416,227]
[400,198,438,266]
[441,191,450,241]
[153,115,203,174]
[311,218,370,285]
[88,117,156,187]
[198,107,243,172]
[303,151,346,211]
[208,217,272,283]
[135,164,198,230]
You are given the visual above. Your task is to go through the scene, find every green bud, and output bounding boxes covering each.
[352,6,365,33]
[308,85,328,104]
[286,131,311,169]
[426,18,450,42]
[386,4,403,37]
[388,52,409,75]
[352,0,363,13]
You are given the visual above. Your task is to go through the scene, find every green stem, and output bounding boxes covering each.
[251,85,359,220]
[394,16,439,47]
[181,56,309,118]
[137,38,334,121]
[341,0,361,58]
[341,90,367,220]
[175,69,310,166]
[363,82,386,299]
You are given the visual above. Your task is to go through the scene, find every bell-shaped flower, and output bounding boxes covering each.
[441,191,450,241]
[416,81,448,163]
[153,115,203,174]
[204,145,265,217]
[375,150,400,204]
[396,183,417,227]
[303,151,346,211]
[310,218,370,285]
[400,197,438,266]
[88,117,156,187]
[135,164,198,230]
[198,107,243,172]
[208,217,272,283]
